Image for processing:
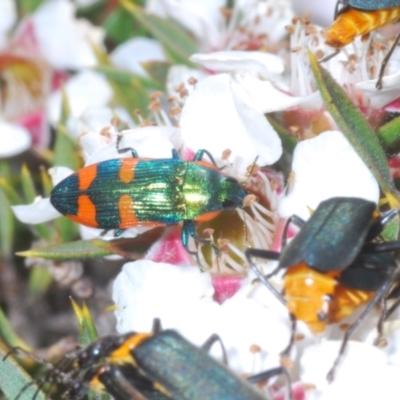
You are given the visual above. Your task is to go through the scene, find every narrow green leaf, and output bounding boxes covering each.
[0,344,46,400]
[94,65,162,91]
[0,187,15,257]
[92,47,151,120]
[266,115,298,153]
[70,300,98,346]
[16,239,115,259]
[120,1,198,66]
[0,177,23,205]
[54,89,81,171]
[16,228,165,260]
[0,308,30,350]
[17,0,45,15]
[21,164,36,204]
[28,266,53,297]
[377,115,400,156]
[141,61,170,86]
[308,50,398,206]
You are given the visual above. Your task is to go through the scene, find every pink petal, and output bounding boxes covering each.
[145,225,194,266]
[212,274,243,304]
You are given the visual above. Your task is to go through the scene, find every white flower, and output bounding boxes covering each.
[278,131,379,220]
[179,73,282,177]
[30,0,104,70]
[113,260,291,376]
[0,120,31,158]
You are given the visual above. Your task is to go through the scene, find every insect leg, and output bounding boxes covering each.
[245,248,285,304]
[376,31,400,90]
[247,367,293,400]
[326,267,395,382]
[200,333,228,365]
[116,131,139,158]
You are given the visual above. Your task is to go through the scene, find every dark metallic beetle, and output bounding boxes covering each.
[246,197,400,380]
[11,326,290,400]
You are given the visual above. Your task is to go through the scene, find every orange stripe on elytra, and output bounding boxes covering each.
[194,210,221,222]
[119,194,138,228]
[119,158,138,184]
[78,163,98,191]
[66,195,98,227]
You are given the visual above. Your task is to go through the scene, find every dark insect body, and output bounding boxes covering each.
[11,326,290,400]
[50,147,247,261]
[324,0,400,89]
[246,197,400,381]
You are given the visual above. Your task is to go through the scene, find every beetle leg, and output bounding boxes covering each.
[363,240,400,253]
[193,149,220,168]
[245,248,285,305]
[200,333,228,365]
[281,215,306,248]
[181,221,214,269]
[376,31,400,90]
[171,149,180,159]
[367,208,398,239]
[280,314,297,359]
[116,132,139,158]
[319,49,340,63]
[326,267,395,382]
[374,297,388,346]
[96,364,151,400]
[247,367,293,400]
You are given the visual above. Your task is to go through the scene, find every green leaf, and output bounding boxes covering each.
[54,89,81,171]
[0,308,30,350]
[16,228,165,260]
[17,0,45,15]
[21,165,36,204]
[28,266,53,297]
[0,160,15,257]
[104,6,146,44]
[120,1,198,66]
[16,239,115,259]
[70,300,98,346]
[266,115,297,153]
[0,344,46,400]
[92,48,152,120]
[141,61,171,87]
[377,115,400,156]
[308,50,399,206]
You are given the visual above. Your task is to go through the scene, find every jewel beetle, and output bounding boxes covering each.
[324,0,400,89]
[246,197,400,381]
[13,322,290,400]
[50,139,248,263]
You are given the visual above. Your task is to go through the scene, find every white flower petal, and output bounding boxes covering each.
[47,71,113,129]
[113,260,212,333]
[278,131,379,220]
[180,73,282,177]
[84,126,181,165]
[358,70,400,109]
[111,37,166,77]
[190,51,285,79]
[301,341,400,400]
[113,260,291,374]
[12,197,61,224]
[231,70,322,112]
[49,167,74,185]
[0,121,31,157]
[0,0,17,46]
[166,65,206,98]
[31,0,103,69]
